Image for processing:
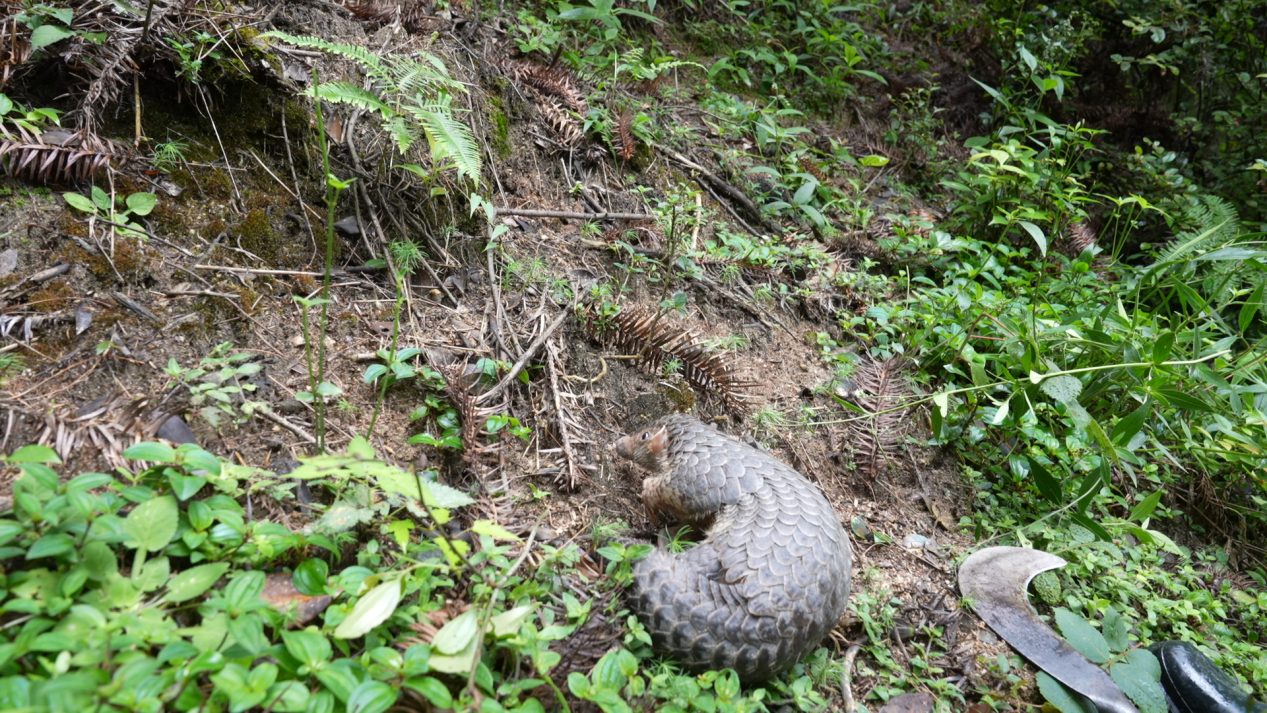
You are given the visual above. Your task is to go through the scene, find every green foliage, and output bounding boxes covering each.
[62,186,157,238]
[150,138,190,172]
[164,342,268,428]
[0,92,61,136]
[262,32,482,184]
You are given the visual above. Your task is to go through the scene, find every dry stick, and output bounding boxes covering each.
[694,171,761,237]
[545,340,580,487]
[194,264,328,277]
[199,91,242,205]
[659,147,782,235]
[260,409,316,444]
[492,207,651,221]
[840,645,863,713]
[476,308,570,405]
[93,218,196,257]
[279,108,319,264]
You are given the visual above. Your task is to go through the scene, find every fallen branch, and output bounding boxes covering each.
[658,147,783,235]
[493,207,652,221]
[476,308,571,404]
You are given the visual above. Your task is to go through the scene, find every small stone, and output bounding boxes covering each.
[902,533,928,549]
[157,416,198,445]
[276,399,305,415]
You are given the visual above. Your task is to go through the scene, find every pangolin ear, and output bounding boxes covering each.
[645,426,669,455]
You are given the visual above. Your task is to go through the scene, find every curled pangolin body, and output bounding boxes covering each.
[615,414,852,681]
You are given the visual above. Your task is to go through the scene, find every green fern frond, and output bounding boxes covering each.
[410,105,482,183]
[307,82,395,121]
[384,116,420,154]
[261,32,387,78]
[1155,195,1241,266]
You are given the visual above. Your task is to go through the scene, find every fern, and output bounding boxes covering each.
[1150,195,1264,307]
[262,31,482,185]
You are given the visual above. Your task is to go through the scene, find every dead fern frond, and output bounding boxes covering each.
[538,98,583,146]
[0,15,32,90]
[844,355,909,480]
[614,106,635,160]
[36,393,184,470]
[502,60,587,113]
[0,127,137,184]
[799,157,827,183]
[581,302,758,410]
[1061,220,1098,256]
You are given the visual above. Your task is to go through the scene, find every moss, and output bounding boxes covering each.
[58,212,87,238]
[149,199,190,235]
[202,169,233,200]
[486,93,512,159]
[202,218,228,241]
[232,209,281,262]
[28,281,74,312]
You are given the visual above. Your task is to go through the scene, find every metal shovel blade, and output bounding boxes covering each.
[959,547,1139,713]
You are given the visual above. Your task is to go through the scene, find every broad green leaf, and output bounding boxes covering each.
[91,186,111,211]
[1054,608,1110,664]
[0,520,23,548]
[125,192,157,216]
[1129,491,1164,523]
[27,533,75,559]
[1151,331,1174,364]
[123,495,179,551]
[1110,400,1151,447]
[283,629,332,668]
[470,520,521,542]
[31,25,75,51]
[990,395,1011,425]
[347,436,375,459]
[428,630,478,674]
[137,556,171,592]
[124,441,176,463]
[860,155,889,167]
[63,192,98,213]
[403,677,452,708]
[431,610,479,655]
[334,578,402,639]
[1101,606,1130,653]
[164,562,230,603]
[319,502,375,533]
[346,681,396,713]
[363,364,388,384]
[1109,649,1165,713]
[1037,671,1096,713]
[490,605,535,637]
[6,444,61,464]
[1017,220,1047,256]
[293,559,329,596]
[932,392,949,416]
[1039,374,1082,404]
[1026,456,1063,505]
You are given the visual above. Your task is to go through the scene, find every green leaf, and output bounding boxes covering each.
[125,192,157,216]
[6,444,61,464]
[1070,512,1112,541]
[346,436,375,459]
[168,472,206,501]
[1151,332,1174,364]
[1017,220,1048,256]
[81,541,118,580]
[63,192,98,214]
[164,562,230,603]
[1025,457,1063,505]
[283,629,333,668]
[347,681,396,713]
[431,610,479,655]
[91,186,111,211]
[1129,490,1164,522]
[1110,400,1151,447]
[363,364,388,384]
[1054,608,1111,663]
[31,25,75,51]
[1101,606,1130,653]
[860,154,889,167]
[123,495,179,551]
[1109,649,1166,713]
[1239,282,1263,334]
[1040,374,1082,404]
[1037,671,1097,713]
[334,578,402,639]
[137,555,171,592]
[293,559,329,596]
[1156,388,1213,412]
[470,520,520,542]
[489,605,535,637]
[27,533,75,559]
[124,441,177,463]
[403,677,452,708]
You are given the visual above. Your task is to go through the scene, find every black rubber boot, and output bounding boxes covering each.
[1149,640,1267,713]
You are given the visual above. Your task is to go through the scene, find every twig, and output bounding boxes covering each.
[840,645,862,713]
[260,409,316,444]
[545,340,581,487]
[659,146,782,235]
[493,207,650,221]
[476,308,570,404]
[92,218,196,257]
[193,264,329,277]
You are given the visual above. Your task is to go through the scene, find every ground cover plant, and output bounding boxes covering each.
[0,0,1263,711]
